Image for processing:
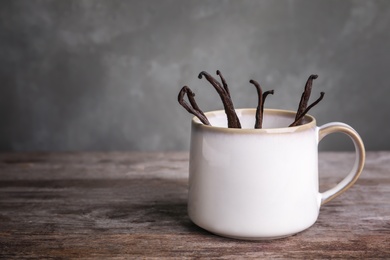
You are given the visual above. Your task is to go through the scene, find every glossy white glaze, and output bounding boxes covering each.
[187,109,365,240]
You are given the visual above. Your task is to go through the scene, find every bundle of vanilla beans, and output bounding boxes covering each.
[178,70,324,129]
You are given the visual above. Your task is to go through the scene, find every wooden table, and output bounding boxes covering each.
[0,152,389,258]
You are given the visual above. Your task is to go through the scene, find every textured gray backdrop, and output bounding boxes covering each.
[1,0,389,151]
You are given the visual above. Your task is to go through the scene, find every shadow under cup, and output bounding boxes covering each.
[187,108,364,240]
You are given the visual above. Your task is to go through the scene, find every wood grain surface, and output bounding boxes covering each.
[0,152,389,259]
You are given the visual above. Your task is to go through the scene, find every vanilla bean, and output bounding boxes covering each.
[216,70,231,98]
[178,86,210,125]
[295,74,318,125]
[249,80,263,129]
[198,71,241,128]
[261,90,274,116]
[289,92,325,127]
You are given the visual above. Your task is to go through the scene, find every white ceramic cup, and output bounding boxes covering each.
[188,108,365,240]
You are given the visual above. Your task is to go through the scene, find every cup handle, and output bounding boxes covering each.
[318,122,365,205]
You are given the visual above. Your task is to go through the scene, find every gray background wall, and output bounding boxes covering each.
[1,0,389,151]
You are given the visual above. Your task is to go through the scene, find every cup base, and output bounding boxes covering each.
[210,230,298,241]
[189,215,315,241]
[190,217,314,241]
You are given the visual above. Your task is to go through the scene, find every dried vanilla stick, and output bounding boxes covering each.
[198,71,241,128]
[290,92,325,127]
[249,79,274,129]
[291,74,324,126]
[178,86,210,125]
[294,75,318,125]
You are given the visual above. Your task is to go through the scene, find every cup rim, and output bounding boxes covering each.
[192,108,317,134]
